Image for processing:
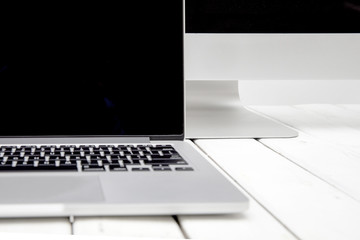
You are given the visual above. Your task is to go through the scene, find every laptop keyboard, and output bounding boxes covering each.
[0,145,194,172]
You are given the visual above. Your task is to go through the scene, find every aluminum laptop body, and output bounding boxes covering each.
[0,1,248,217]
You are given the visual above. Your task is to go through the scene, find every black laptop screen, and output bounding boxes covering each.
[0,2,184,137]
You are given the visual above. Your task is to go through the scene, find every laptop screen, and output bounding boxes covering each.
[0,2,184,137]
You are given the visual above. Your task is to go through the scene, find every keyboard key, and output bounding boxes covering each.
[17,161,35,166]
[123,150,131,155]
[60,160,77,165]
[145,160,188,165]
[49,156,66,161]
[0,165,35,171]
[82,164,105,171]
[81,159,90,165]
[161,152,172,157]
[162,147,175,151]
[121,160,132,165]
[57,164,78,171]
[47,153,62,157]
[131,150,140,155]
[111,156,127,161]
[169,154,183,160]
[7,156,24,161]
[70,156,86,161]
[132,167,150,171]
[5,152,21,157]
[151,164,170,167]
[29,156,45,161]
[6,163,76,171]
[38,163,57,168]
[175,167,194,171]
[109,164,127,171]
[0,163,14,170]
[129,159,140,165]
[90,156,107,161]
[153,167,171,171]
[156,145,173,148]
[80,145,95,148]
[86,151,100,156]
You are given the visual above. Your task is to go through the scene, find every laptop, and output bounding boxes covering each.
[0,1,248,217]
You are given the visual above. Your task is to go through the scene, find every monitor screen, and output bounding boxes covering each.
[184,0,360,81]
[0,2,184,137]
[186,0,360,33]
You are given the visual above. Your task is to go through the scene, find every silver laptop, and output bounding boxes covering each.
[0,1,248,217]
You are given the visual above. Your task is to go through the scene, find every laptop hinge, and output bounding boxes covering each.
[0,137,151,145]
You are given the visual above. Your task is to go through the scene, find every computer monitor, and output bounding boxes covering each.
[184,0,360,138]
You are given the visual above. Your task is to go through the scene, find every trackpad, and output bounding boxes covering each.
[0,176,104,203]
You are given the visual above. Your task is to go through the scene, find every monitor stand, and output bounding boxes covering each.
[185,80,298,139]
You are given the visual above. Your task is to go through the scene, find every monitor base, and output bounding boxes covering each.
[185,80,298,139]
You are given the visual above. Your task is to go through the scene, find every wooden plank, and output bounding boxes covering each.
[0,218,71,235]
[189,139,360,240]
[250,105,360,148]
[259,132,360,201]
[73,216,184,239]
[179,200,296,240]
[295,104,360,131]
[252,104,360,200]
[252,104,360,201]
[0,232,137,240]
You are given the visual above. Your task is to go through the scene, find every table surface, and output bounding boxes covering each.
[1,104,360,240]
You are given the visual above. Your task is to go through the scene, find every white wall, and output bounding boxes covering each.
[185,34,360,105]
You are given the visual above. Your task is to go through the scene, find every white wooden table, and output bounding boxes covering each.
[1,104,360,240]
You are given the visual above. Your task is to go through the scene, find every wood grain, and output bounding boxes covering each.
[0,218,71,235]
[73,216,184,239]
[189,139,360,240]
[254,105,360,200]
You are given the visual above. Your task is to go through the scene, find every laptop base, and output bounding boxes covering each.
[0,140,248,217]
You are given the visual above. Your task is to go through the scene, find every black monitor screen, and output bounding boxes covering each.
[0,1,184,137]
[186,0,360,33]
